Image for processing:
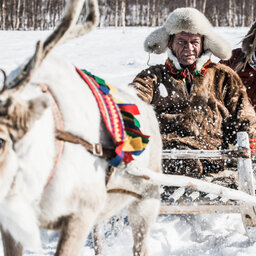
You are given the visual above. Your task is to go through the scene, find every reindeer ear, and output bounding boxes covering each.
[28,95,50,122]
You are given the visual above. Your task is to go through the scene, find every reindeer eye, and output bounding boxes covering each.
[0,139,5,149]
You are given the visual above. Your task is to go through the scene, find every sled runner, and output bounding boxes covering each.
[160,131,256,241]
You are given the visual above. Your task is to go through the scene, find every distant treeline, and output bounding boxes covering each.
[0,0,255,30]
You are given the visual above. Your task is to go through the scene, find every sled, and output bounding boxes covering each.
[92,131,256,255]
[160,131,256,241]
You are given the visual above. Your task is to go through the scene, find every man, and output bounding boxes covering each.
[220,21,256,111]
[130,8,256,181]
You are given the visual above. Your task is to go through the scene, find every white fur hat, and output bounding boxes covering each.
[144,8,231,60]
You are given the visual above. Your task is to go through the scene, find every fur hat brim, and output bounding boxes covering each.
[144,8,231,60]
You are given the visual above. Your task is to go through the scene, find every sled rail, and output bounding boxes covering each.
[160,203,241,214]
[160,131,256,240]
[162,147,250,160]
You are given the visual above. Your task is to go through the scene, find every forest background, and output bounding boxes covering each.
[0,0,255,30]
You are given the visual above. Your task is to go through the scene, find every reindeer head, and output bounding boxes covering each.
[0,0,99,199]
[0,91,51,200]
[0,94,49,141]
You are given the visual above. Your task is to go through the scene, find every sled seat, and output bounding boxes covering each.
[160,131,256,240]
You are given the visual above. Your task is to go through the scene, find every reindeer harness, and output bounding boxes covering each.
[39,68,150,188]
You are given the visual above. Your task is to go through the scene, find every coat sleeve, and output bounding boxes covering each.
[222,68,256,142]
[129,66,163,104]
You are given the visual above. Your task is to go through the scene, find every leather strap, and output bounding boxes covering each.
[38,84,65,188]
[38,83,116,189]
[55,129,116,160]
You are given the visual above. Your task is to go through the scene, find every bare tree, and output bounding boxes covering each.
[201,0,207,14]
[1,0,6,29]
[213,5,219,27]
[120,0,125,28]
[99,0,107,27]
[135,0,139,25]
[228,0,235,27]
[114,0,118,27]
[140,0,144,26]
[151,0,156,26]
[2,0,256,30]
[146,0,150,26]
[21,0,26,29]
[31,0,35,29]
[15,0,21,29]
[246,0,254,26]
[241,0,246,26]
[186,0,196,7]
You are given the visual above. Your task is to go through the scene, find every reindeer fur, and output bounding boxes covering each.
[0,53,162,255]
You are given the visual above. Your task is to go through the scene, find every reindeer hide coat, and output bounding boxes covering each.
[220,49,256,112]
[130,62,256,176]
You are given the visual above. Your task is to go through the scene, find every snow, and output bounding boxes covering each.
[0,26,254,255]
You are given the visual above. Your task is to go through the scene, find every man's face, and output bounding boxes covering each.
[169,32,203,66]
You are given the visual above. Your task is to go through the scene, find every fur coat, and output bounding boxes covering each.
[220,48,256,111]
[130,60,256,176]
[220,21,256,110]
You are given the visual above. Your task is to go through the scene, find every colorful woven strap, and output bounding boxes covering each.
[250,137,256,158]
[76,67,149,167]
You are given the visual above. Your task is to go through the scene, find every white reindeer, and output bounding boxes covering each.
[0,0,162,255]
[2,0,256,255]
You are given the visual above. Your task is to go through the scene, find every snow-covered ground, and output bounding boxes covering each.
[0,26,254,255]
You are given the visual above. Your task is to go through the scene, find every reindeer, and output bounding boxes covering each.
[0,0,162,255]
[3,0,256,255]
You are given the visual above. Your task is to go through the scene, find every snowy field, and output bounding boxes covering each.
[0,26,254,255]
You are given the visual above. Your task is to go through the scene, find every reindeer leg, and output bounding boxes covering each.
[1,227,23,256]
[128,185,160,256]
[92,224,103,255]
[55,211,96,256]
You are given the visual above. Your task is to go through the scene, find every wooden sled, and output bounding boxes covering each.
[92,132,256,255]
[160,131,256,241]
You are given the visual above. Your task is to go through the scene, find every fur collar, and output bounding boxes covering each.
[167,49,212,72]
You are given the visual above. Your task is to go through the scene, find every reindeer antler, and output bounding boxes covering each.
[8,41,43,91]
[60,0,100,44]
[5,0,99,93]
